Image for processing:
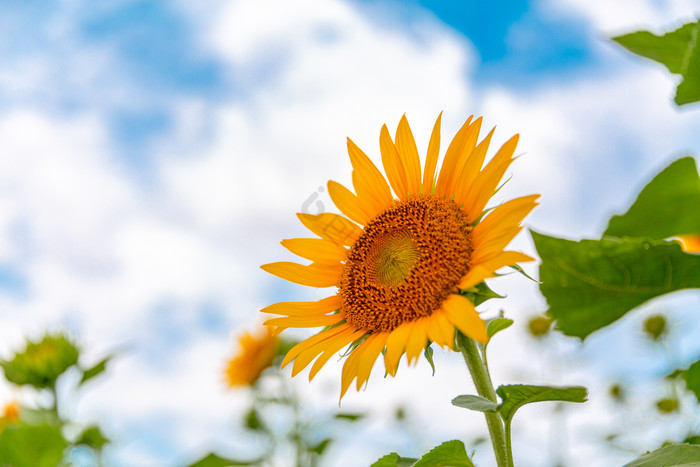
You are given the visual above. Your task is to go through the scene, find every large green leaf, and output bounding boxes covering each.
[676,23,700,105]
[496,385,587,422]
[412,440,475,467]
[0,424,68,467]
[605,157,700,240]
[612,20,700,105]
[533,232,700,339]
[613,22,697,74]
[623,443,700,466]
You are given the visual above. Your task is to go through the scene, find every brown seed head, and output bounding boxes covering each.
[339,194,472,333]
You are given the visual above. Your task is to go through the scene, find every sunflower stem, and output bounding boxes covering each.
[456,331,509,467]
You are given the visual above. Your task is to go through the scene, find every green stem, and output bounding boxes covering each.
[504,420,514,467]
[456,332,509,467]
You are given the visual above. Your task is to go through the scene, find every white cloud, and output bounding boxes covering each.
[549,0,700,33]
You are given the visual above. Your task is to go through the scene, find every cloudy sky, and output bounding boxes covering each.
[1,0,699,465]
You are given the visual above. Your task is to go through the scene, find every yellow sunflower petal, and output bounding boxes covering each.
[347,138,394,209]
[472,194,540,253]
[338,333,387,398]
[441,294,488,344]
[436,116,481,196]
[281,238,347,264]
[453,127,495,209]
[472,227,526,264]
[261,261,342,287]
[297,212,362,247]
[459,251,535,289]
[340,340,364,401]
[292,325,361,377]
[308,328,366,380]
[395,115,422,195]
[426,308,454,348]
[327,180,373,226]
[352,171,386,217]
[422,112,442,193]
[383,321,414,376]
[462,135,519,221]
[281,324,352,368]
[264,313,345,328]
[405,318,428,364]
[451,124,493,204]
[380,124,408,199]
[261,296,340,317]
[354,332,389,390]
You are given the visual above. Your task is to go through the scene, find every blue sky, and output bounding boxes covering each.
[1,0,699,465]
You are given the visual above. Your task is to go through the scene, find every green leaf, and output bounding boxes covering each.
[412,440,475,467]
[334,412,364,421]
[623,443,700,466]
[80,355,113,385]
[486,318,513,339]
[370,452,418,467]
[496,385,587,422]
[461,281,504,307]
[75,425,109,450]
[612,21,700,106]
[0,424,68,467]
[612,22,697,74]
[187,452,258,467]
[451,394,499,413]
[244,408,264,431]
[532,232,700,339]
[424,345,436,376]
[508,263,539,284]
[309,438,331,455]
[605,157,700,240]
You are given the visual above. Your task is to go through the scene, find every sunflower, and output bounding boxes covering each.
[261,114,538,399]
[224,326,279,387]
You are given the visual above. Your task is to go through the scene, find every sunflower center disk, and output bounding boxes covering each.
[339,194,473,333]
[368,234,421,288]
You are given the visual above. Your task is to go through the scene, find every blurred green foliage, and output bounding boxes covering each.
[643,315,667,341]
[0,330,112,466]
[1,333,79,389]
[527,315,552,337]
[372,440,475,467]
